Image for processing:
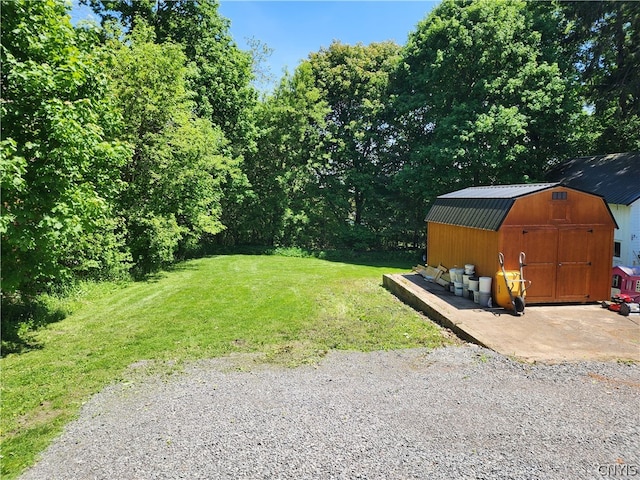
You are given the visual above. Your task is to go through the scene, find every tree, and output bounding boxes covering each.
[306,41,402,248]
[390,0,580,212]
[108,24,239,272]
[83,0,257,156]
[1,0,131,295]
[557,1,640,153]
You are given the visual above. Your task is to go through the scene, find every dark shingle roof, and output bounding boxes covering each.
[425,184,559,231]
[545,152,640,206]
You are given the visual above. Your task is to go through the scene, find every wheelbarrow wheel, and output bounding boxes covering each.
[514,296,525,313]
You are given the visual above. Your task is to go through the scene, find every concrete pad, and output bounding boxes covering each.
[383,273,640,364]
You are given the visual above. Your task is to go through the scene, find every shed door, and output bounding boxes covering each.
[520,227,593,303]
[556,228,592,301]
[522,228,557,301]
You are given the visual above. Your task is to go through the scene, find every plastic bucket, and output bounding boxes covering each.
[478,291,491,307]
[464,264,475,275]
[462,274,470,286]
[448,269,456,282]
[473,291,480,303]
[449,268,462,283]
[479,276,492,293]
[468,277,479,292]
[454,281,463,296]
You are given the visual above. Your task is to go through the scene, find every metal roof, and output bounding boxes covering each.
[425,197,514,231]
[438,183,559,199]
[545,152,640,206]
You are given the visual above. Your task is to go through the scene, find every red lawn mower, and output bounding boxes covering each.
[602,293,640,316]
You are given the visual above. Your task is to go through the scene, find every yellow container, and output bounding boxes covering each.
[495,271,524,310]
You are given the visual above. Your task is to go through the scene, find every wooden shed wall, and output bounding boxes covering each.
[499,226,613,303]
[426,223,499,279]
[501,186,616,231]
[499,187,615,303]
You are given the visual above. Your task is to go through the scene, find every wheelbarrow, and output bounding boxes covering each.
[496,252,530,316]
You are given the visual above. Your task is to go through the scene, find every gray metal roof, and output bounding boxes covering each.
[545,152,640,206]
[425,197,514,231]
[438,183,559,199]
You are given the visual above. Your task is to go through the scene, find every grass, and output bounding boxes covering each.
[1,253,450,478]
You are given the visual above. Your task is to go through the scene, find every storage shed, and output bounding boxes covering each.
[425,183,617,304]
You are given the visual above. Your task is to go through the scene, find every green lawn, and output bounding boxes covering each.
[1,254,450,478]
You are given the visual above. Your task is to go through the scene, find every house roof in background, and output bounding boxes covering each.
[545,152,640,206]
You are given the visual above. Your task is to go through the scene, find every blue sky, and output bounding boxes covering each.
[71,1,439,89]
[218,1,438,83]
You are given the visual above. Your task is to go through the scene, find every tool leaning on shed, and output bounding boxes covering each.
[496,252,531,316]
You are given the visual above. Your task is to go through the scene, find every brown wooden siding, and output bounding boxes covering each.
[426,223,499,279]
[499,187,616,303]
[499,225,613,303]
[501,186,615,228]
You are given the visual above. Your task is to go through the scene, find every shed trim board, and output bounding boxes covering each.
[426,184,617,304]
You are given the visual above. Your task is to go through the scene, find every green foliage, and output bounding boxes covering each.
[107,24,239,273]
[306,41,403,248]
[244,42,403,249]
[227,64,331,247]
[155,0,257,154]
[84,0,258,155]
[556,1,640,153]
[1,0,132,296]
[390,0,579,208]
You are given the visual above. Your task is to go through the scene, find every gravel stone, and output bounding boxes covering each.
[20,344,640,479]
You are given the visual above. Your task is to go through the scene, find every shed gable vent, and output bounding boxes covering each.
[552,191,567,200]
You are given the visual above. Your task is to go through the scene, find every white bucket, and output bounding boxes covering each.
[454,281,463,296]
[464,264,475,275]
[473,290,480,303]
[478,291,491,307]
[479,276,492,293]
[449,268,461,283]
[468,277,479,292]
[462,274,470,285]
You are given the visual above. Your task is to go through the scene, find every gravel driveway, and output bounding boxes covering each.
[20,344,639,480]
